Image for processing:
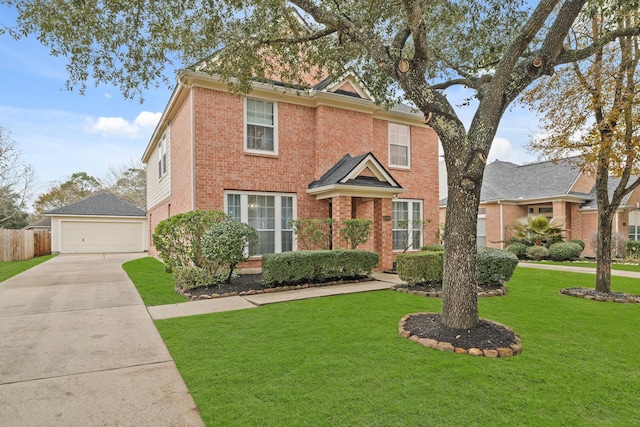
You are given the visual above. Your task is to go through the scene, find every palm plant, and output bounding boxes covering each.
[510,215,564,247]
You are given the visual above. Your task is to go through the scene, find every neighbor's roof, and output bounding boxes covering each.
[579,176,635,210]
[45,192,147,217]
[479,157,588,202]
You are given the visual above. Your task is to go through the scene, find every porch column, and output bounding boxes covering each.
[331,196,352,249]
[552,201,570,240]
[373,198,393,271]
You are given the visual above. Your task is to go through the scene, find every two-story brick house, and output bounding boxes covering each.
[142,70,440,270]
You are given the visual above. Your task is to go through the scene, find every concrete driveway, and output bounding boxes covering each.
[0,253,204,427]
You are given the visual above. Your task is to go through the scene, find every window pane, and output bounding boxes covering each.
[227,194,241,221]
[390,144,408,166]
[281,231,293,252]
[247,99,274,126]
[247,125,274,151]
[281,197,293,229]
[392,202,408,228]
[393,231,405,250]
[251,231,275,255]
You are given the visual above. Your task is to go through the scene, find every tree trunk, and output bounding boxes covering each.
[441,170,481,330]
[595,210,613,293]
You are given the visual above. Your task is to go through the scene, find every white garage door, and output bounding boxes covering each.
[61,221,145,253]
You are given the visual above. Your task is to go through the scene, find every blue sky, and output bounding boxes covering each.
[0,5,541,207]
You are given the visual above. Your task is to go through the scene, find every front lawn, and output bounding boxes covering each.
[155,268,640,426]
[0,255,55,282]
[122,257,188,306]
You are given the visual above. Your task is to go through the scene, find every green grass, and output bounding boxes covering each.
[0,255,55,282]
[531,260,640,272]
[155,268,640,426]
[122,257,187,306]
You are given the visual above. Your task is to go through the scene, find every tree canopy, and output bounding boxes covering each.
[3,0,639,329]
[0,125,34,228]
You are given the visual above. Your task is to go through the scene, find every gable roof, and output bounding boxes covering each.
[45,192,147,217]
[308,152,406,199]
[579,176,637,210]
[479,157,589,203]
[23,216,51,229]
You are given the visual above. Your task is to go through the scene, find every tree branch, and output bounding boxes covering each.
[259,27,337,45]
[557,26,640,65]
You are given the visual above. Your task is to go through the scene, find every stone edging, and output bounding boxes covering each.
[560,288,640,303]
[398,313,523,358]
[391,285,508,298]
[178,277,373,301]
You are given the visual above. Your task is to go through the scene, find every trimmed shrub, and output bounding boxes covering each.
[476,247,519,285]
[568,239,586,250]
[526,245,548,261]
[201,221,258,283]
[627,240,640,259]
[421,243,444,252]
[396,251,444,285]
[262,250,379,286]
[548,242,583,261]
[339,218,373,249]
[173,266,219,290]
[290,219,333,250]
[152,210,227,272]
[505,243,528,259]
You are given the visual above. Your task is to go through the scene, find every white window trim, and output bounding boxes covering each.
[392,198,423,251]
[224,190,296,254]
[388,122,411,169]
[244,98,278,155]
[158,131,168,180]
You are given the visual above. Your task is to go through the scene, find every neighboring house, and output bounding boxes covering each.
[23,216,51,231]
[141,70,440,270]
[46,192,148,253]
[439,157,640,257]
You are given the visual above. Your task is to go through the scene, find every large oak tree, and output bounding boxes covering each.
[3,0,639,328]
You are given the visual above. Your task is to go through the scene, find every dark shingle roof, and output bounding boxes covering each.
[579,177,635,209]
[309,152,402,190]
[480,157,587,202]
[46,193,147,217]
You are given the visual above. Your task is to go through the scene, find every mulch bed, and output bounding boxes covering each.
[178,273,372,300]
[560,287,640,303]
[391,283,508,298]
[399,313,522,358]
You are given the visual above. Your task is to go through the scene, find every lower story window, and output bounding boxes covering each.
[629,210,640,241]
[392,199,423,251]
[226,191,295,255]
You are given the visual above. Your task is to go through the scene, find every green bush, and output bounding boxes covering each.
[568,239,586,250]
[396,251,444,285]
[505,243,528,259]
[548,242,583,261]
[626,240,640,259]
[262,250,379,286]
[173,266,219,290]
[526,245,549,261]
[201,221,258,283]
[420,244,444,252]
[152,210,227,272]
[476,246,519,285]
[290,219,333,250]
[339,218,373,249]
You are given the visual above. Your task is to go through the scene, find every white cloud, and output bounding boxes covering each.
[488,137,537,164]
[84,111,161,139]
[104,92,113,99]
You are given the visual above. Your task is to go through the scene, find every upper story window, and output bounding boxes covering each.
[389,123,410,168]
[158,132,168,179]
[246,99,278,154]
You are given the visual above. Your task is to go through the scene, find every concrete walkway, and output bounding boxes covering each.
[518,262,640,279]
[0,253,204,427]
[148,272,401,320]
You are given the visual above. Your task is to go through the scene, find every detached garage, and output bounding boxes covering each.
[47,193,148,254]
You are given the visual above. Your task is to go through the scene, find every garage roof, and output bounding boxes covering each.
[46,193,147,217]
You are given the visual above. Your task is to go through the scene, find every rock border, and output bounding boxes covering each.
[560,287,640,303]
[391,284,508,298]
[178,277,374,301]
[398,312,523,358]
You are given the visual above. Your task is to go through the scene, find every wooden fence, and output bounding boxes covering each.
[0,229,51,261]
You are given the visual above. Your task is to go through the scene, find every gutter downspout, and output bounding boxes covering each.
[191,86,195,210]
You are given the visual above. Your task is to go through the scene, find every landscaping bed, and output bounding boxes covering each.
[560,287,640,303]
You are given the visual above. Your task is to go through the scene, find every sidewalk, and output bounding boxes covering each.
[518,262,640,278]
[148,272,402,320]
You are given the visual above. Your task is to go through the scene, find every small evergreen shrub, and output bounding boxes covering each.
[396,251,444,285]
[505,243,528,259]
[339,218,373,249]
[173,266,219,290]
[626,240,640,259]
[421,244,444,252]
[568,239,586,250]
[201,220,258,283]
[548,242,583,261]
[262,250,379,286]
[290,219,333,250]
[476,247,519,285]
[526,245,548,261]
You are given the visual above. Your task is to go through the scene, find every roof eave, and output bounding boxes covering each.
[306,184,408,200]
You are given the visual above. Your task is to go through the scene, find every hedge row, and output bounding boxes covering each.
[397,247,518,286]
[262,250,379,286]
